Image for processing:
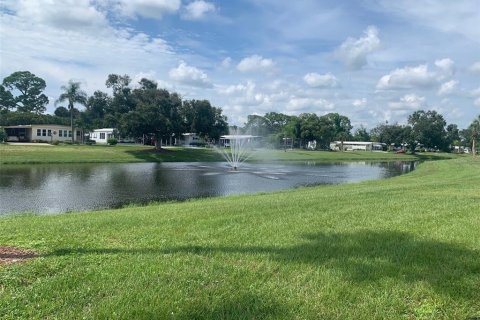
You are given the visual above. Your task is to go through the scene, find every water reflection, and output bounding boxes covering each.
[0,161,416,215]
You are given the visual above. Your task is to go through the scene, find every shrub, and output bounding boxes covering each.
[51,140,60,145]
[190,142,207,147]
[107,138,118,145]
[85,139,96,146]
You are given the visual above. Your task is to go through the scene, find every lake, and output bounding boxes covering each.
[0,161,416,215]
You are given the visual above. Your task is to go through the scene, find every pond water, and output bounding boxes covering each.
[0,161,416,215]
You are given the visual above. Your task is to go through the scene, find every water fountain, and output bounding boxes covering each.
[217,129,258,170]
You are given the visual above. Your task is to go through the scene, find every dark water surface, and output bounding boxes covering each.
[0,161,416,215]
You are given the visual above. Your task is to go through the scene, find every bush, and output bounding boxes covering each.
[85,139,96,146]
[189,142,207,147]
[107,138,118,146]
[51,140,60,145]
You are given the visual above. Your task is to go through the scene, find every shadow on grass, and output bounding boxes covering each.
[50,230,480,300]
[174,292,290,320]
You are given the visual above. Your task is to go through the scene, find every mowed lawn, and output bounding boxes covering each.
[0,158,479,319]
[0,143,459,164]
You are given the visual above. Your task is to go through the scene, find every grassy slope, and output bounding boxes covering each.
[0,158,479,319]
[0,144,459,164]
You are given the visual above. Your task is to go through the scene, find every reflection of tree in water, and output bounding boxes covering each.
[0,164,97,189]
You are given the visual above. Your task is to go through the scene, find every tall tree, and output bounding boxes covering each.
[408,110,447,151]
[2,71,49,114]
[370,123,409,150]
[0,85,16,113]
[323,113,352,151]
[56,81,88,143]
[469,116,480,157]
[123,78,182,150]
[105,74,135,120]
[352,125,371,142]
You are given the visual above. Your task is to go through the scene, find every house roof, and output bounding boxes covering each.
[220,135,260,139]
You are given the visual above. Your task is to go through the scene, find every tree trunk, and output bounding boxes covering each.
[70,103,74,143]
[473,138,476,157]
[155,134,162,151]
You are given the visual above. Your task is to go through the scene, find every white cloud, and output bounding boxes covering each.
[237,55,274,73]
[169,61,212,88]
[120,0,181,19]
[182,1,215,20]
[469,61,480,73]
[374,1,480,43]
[435,58,455,77]
[335,26,380,70]
[5,0,107,30]
[389,94,426,110]
[376,64,437,90]
[437,80,458,96]
[286,97,334,112]
[217,81,256,96]
[303,72,339,88]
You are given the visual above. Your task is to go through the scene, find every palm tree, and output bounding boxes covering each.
[56,81,87,143]
[469,116,480,157]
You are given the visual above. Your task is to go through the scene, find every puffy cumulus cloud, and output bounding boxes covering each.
[286,97,334,112]
[119,0,181,19]
[376,64,437,90]
[335,26,380,70]
[237,55,274,73]
[435,58,455,77]
[168,61,213,88]
[437,80,458,96]
[182,0,215,20]
[5,0,107,30]
[217,81,256,96]
[303,72,339,88]
[469,61,480,73]
[389,94,426,110]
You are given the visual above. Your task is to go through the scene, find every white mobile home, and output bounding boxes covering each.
[329,141,385,151]
[89,128,116,144]
[3,124,82,142]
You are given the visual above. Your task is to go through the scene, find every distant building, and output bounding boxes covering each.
[329,141,385,151]
[182,133,204,146]
[219,134,261,148]
[2,124,82,142]
[89,128,116,144]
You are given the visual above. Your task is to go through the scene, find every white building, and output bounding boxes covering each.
[182,133,204,146]
[89,128,116,144]
[219,134,261,147]
[2,124,82,142]
[329,141,385,151]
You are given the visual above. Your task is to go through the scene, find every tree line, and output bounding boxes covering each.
[241,110,479,152]
[1,70,480,152]
[0,71,228,148]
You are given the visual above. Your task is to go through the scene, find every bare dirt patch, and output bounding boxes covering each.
[0,246,37,265]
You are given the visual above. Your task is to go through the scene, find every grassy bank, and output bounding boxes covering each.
[1,158,479,319]
[0,143,459,164]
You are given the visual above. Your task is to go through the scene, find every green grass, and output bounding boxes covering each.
[1,158,479,319]
[0,143,461,164]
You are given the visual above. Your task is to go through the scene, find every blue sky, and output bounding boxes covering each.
[1,0,480,129]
